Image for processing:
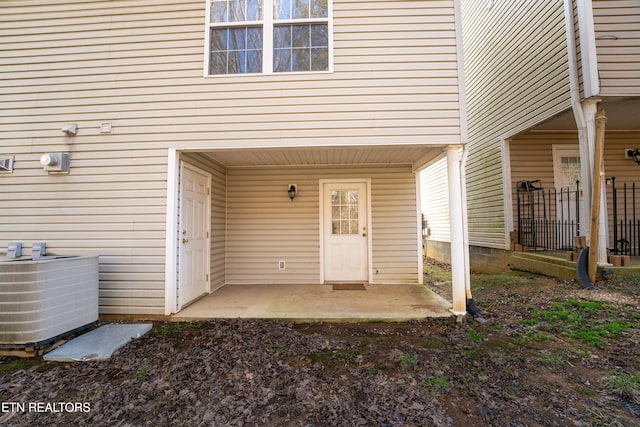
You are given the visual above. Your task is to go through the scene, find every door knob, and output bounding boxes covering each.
[182,238,189,244]
[362,233,367,237]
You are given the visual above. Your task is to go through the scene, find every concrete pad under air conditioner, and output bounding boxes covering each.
[44,324,152,362]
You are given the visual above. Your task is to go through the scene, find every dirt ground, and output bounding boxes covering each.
[1,260,639,426]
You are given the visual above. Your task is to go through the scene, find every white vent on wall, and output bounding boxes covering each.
[0,156,14,172]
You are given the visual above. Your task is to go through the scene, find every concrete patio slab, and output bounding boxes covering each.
[172,283,453,321]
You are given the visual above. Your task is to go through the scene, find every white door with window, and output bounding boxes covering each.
[178,163,211,310]
[322,181,369,282]
[552,145,583,219]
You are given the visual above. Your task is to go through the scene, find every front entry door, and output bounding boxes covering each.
[322,181,369,282]
[178,163,211,310]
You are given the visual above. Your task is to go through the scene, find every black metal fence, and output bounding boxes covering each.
[516,181,581,251]
[516,179,640,256]
[610,178,639,256]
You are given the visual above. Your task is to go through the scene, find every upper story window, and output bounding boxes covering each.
[206,0,331,75]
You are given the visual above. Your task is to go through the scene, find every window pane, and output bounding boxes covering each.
[246,0,262,20]
[229,0,244,21]
[292,49,310,71]
[293,0,310,19]
[246,50,262,72]
[247,26,262,49]
[211,0,229,22]
[210,51,228,74]
[274,26,291,48]
[229,27,247,50]
[349,220,358,235]
[310,24,328,46]
[275,0,291,20]
[291,24,309,48]
[332,221,340,235]
[211,28,228,50]
[228,50,246,73]
[310,47,328,70]
[310,0,328,18]
[274,49,290,72]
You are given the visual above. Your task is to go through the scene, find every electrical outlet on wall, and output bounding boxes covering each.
[278,261,285,270]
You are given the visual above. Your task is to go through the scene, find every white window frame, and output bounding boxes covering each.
[204,0,333,76]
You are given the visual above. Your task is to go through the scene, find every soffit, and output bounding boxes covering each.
[199,145,444,168]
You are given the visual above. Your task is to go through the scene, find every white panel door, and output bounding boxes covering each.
[178,163,211,310]
[323,182,369,282]
[552,146,583,218]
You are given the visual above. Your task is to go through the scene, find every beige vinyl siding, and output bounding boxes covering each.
[420,156,450,243]
[509,130,640,248]
[179,152,227,290]
[0,0,460,314]
[460,0,572,248]
[509,132,578,228]
[0,0,463,149]
[226,165,419,284]
[593,0,640,96]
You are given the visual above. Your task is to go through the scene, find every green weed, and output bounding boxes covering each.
[467,328,484,345]
[398,353,418,373]
[538,352,563,365]
[421,375,451,395]
[134,363,149,381]
[601,372,640,395]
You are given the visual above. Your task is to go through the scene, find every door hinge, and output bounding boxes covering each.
[207,187,211,195]
[206,231,209,238]
[206,274,209,282]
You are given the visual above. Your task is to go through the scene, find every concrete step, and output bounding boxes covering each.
[508,252,577,281]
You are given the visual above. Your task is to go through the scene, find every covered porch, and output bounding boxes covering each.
[165,143,470,319]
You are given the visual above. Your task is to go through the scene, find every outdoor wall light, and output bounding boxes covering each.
[61,123,77,136]
[626,148,640,165]
[40,152,70,173]
[288,184,297,201]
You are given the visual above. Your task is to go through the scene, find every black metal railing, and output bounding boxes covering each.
[516,179,640,255]
[610,178,639,256]
[516,181,581,251]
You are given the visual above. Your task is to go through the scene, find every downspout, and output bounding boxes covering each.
[452,0,477,315]
[460,146,479,315]
[564,0,590,232]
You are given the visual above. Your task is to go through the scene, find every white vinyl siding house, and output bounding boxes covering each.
[420,156,450,256]
[593,0,640,96]
[447,0,640,274]
[1,0,469,315]
[459,0,572,250]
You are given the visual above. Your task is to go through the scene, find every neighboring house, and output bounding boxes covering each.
[423,0,640,273]
[1,0,472,316]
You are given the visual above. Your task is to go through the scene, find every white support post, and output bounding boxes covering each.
[447,145,467,316]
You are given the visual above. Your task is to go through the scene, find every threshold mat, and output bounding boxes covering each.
[332,283,366,291]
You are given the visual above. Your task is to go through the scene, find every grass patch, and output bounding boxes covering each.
[134,363,149,381]
[467,328,485,346]
[155,322,208,337]
[421,375,451,395]
[309,349,361,367]
[601,372,640,395]
[0,358,43,376]
[398,353,418,373]
[522,299,634,348]
[538,352,563,365]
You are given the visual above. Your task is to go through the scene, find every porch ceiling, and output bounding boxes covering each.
[536,98,640,131]
[198,145,445,168]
